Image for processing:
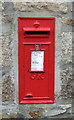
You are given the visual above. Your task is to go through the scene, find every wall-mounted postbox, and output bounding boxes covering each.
[18,17,55,104]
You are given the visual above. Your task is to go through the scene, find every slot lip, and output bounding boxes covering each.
[23,97,50,100]
[24,35,49,38]
[23,27,50,31]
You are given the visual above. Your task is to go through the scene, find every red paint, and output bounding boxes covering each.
[18,17,55,104]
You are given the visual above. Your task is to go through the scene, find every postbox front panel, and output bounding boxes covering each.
[18,17,55,104]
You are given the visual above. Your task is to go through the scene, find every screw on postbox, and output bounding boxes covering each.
[18,17,55,104]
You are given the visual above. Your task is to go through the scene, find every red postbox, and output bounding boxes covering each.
[18,17,55,104]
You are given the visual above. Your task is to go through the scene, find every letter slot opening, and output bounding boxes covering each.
[24,30,50,37]
[25,31,49,35]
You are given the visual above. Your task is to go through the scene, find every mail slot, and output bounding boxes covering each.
[18,17,55,104]
[23,28,50,37]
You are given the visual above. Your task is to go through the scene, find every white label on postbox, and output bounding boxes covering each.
[31,51,44,71]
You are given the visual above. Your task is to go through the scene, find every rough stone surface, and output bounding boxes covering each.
[61,32,72,63]
[61,17,74,26]
[2,75,15,102]
[60,68,72,98]
[2,33,15,102]
[18,99,72,118]
[13,2,68,14]
[2,34,12,67]
[0,1,73,119]
[47,2,68,13]
[60,32,72,98]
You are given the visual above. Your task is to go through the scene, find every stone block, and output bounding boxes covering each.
[47,2,68,14]
[60,67,72,98]
[2,75,15,102]
[13,2,68,14]
[61,32,72,63]
[2,34,12,67]
[61,17,74,26]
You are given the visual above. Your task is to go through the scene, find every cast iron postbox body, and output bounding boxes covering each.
[18,17,55,104]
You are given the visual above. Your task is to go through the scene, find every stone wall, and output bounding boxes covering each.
[0,0,73,119]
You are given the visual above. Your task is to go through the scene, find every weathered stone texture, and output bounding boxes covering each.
[61,68,72,98]
[2,75,15,102]
[29,111,41,118]
[2,34,12,67]
[2,13,15,102]
[19,100,72,118]
[2,14,13,23]
[61,18,74,26]
[47,2,68,13]
[13,2,68,14]
[2,33,15,102]
[61,32,72,63]
[60,32,72,98]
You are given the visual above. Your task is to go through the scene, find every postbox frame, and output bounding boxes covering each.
[18,17,55,104]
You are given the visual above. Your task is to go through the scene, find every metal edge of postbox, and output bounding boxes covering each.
[18,17,55,104]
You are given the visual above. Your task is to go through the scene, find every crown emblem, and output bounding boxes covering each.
[33,20,40,28]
